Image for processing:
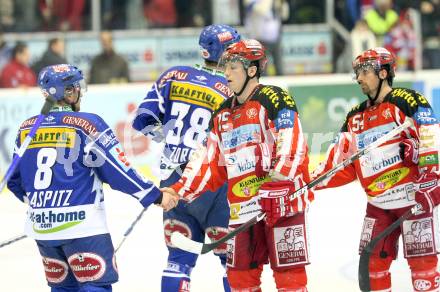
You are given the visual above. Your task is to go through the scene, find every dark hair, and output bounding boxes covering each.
[250,60,261,79]
[12,42,27,59]
[48,38,61,49]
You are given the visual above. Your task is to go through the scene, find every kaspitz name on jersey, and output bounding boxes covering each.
[27,189,73,208]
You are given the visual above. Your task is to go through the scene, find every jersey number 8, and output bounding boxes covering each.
[34,148,57,190]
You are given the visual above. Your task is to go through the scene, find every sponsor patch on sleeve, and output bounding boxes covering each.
[415,107,438,125]
[109,144,131,171]
[419,152,439,167]
[275,109,295,129]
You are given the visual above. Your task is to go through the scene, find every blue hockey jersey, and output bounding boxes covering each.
[7,106,161,240]
[133,65,233,180]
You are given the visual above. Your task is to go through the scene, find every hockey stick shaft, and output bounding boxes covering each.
[114,207,147,253]
[0,234,27,248]
[0,97,55,192]
[358,203,421,291]
[172,120,413,254]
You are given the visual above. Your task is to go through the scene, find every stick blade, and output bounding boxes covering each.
[358,251,371,291]
[170,232,203,255]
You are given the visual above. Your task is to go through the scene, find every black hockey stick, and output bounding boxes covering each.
[0,96,56,192]
[358,203,421,291]
[171,119,413,255]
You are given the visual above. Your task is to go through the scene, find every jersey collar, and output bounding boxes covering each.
[194,64,224,77]
[50,105,73,112]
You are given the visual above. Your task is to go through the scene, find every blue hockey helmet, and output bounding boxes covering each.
[37,64,86,101]
[199,24,241,63]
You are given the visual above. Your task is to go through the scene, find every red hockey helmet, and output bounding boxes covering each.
[353,47,396,83]
[220,39,267,73]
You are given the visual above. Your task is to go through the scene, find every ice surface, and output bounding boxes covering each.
[0,182,428,291]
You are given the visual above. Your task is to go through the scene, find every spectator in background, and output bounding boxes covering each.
[0,42,36,88]
[244,0,286,75]
[419,0,440,69]
[143,0,176,28]
[31,37,68,75]
[89,31,129,84]
[0,0,14,31]
[364,0,399,46]
[383,9,417,70]
[0,32,11,72]
[351,19,377,59]
[39,0,86,31]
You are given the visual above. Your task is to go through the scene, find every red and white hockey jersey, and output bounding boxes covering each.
[171,85,314,224]
[313,87,440,210]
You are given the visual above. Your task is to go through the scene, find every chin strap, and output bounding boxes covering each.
[234,70,257,99]
[367,77,384,103]
[65,91,81,112]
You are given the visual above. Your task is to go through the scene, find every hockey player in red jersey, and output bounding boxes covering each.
[162,39,314,291]
[313,47,440,292]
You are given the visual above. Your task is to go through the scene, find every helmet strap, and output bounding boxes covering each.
[63,90,81,112]
[234,66,257,97]
[367,76,384,104]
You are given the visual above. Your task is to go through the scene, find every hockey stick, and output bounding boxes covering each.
[358,203,422,291]
[0,96,56,192]
[114,207,148,253]
[171,119,413,255]
[0,234,27,248]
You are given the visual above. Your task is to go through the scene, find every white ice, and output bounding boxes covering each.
[0,182,431,291]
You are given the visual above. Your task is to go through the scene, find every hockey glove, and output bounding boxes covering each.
[415,173,440,213]
[254,143,271,178]
[258,180,307,227]
[399,138,419,167]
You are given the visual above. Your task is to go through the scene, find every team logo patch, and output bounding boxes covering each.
[42,257,68,284]
[68,252,106,282]
[359,217,376,253]
[403,218,436,257]
[246,108,257,119]
[274,225,308,266]
[164,219,192,248]
[382,108,392,119]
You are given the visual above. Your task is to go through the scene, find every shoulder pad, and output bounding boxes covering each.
[388,88,429,116]
[256,85,298,119]
[157,66,191,87]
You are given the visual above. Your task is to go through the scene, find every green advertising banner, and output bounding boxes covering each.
[288,81,412,160]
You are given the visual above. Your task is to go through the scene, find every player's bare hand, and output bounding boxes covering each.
[159,187,180,211]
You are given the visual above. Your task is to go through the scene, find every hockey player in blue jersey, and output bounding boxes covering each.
[7,64,178,292]
[133,25,240,292]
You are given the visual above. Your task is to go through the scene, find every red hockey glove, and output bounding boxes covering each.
[399,138,419,167]
[254,143,271,178]
[258,180,308,227]
[415,173,440,213]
